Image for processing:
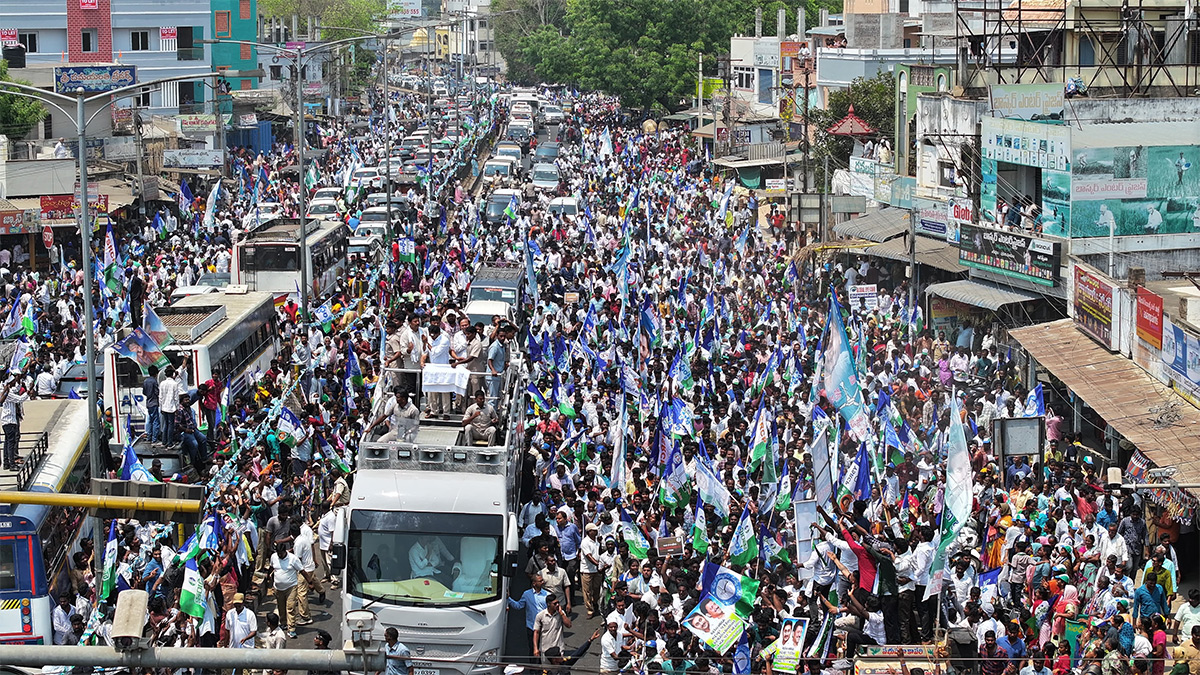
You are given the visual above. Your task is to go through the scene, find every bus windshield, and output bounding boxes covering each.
[348,510,502,607]
[243,245,300,271]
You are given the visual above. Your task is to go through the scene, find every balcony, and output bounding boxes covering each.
[177,47,204,61]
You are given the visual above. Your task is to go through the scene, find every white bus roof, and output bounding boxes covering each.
[240,218,346,246]
[162,291,276,346]
[350,470,506,515]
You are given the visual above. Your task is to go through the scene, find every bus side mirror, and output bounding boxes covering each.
[501,551,517,578]
[330,542,346,574]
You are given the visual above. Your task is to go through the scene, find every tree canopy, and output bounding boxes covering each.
[495,0,840,111]
[0,60,46,141]
[803,70,895,180]
[258,0,387,41]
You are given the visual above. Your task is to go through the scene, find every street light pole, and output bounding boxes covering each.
[294,53,310,321]
[383,34,394,248]
[74,88,105,561]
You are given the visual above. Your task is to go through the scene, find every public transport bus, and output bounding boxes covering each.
[103,290,280,456]
[0,515,52,645]
[0,398,92,646]
[231,218,349,300]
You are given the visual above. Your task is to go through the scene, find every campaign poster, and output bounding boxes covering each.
[115,328,169,374]
[682,593,746,655]
[767,617,810,674]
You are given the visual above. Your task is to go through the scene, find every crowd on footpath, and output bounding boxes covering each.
[487,96,1200,675]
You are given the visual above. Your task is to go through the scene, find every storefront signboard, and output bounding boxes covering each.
[1072,265,1118,350]
[957,223,1060,286]
[1136,287,1164,349]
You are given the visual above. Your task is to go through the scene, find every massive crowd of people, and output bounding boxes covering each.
[15,56,1197,675]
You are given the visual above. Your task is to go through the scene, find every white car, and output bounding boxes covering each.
[482,158,518,185]
[548,196,579,219]
[540,105,564,124]
[352,168,383,191]
[242,202,282,230]
[306,198,341,221]
[312,187,341,202]
[530,162,560,192]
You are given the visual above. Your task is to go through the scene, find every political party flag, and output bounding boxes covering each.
[276,407,307,447]
[760,525,791,565]
[775,461,793,511]
[748,401,772,470]
[526,383,552,414]
[699,561,760,619]
[179,180,195,213]
[504,193,519,221]
[733,633,752,675]
[695,442,731,520]
[346,343,363,387]
[692,500,709,554]
[102,220,123,294]
[728,505,758,566]
[552,372,575,417]
[144,305,174,347]
[618,511,650,559]
[823,293,870,440]
[100,519,119,601]
[640,299,662,348]
[0,301,19,339]
[1023,383,1046,417]
[669,349,694,391]
[312,299,335,327]
[397,237,416,263]
[179,557,208,618]
[659,439,689,509]
[120,444,159,482]
[924,392,973,600]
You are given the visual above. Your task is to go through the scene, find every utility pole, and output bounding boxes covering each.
[214,75,228,177]
[426,29,433,204]
[133,106,146,218]
[75,88,104,563]
[382,34,394,248]
[294,54,310,320]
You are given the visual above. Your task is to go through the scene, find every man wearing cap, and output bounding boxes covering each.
[222,592,257,649]
[580,523,605,617]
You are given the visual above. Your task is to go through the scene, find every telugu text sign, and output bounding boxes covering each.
[54,66,137,94]
[162,149,224,168]
[957,223,1061,286]
[1072,177,1148,201]
[178,115,218,134]
[1073,265,1117,350]
[1136,287,1164,350]
[988,83,1065,119]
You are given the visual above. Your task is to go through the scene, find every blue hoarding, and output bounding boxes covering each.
[53,66,138,94]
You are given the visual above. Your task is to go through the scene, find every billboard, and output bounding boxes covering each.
[1066,143,1200,237]
[163,149,223,168]
[913,197,949,238]
[988,83,1065,119]
[980,116,1071,171]
[958,223,1061,286]
[179,115,218,134]
[1073,265,1117,350]
[1136,287,1164,349]
[947,197,973,244]
[390,0,423,16]
[54,65,137,94]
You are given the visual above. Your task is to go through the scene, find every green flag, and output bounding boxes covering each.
[692,503,709,554]
[728,506,758,566]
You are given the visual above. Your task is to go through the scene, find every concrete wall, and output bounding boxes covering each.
[0,159,76,199]
[845,13,904,49]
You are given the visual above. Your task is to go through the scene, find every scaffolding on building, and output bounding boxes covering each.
[954,0,1200,97]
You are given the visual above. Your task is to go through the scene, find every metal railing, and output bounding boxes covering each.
[15,431,49,491]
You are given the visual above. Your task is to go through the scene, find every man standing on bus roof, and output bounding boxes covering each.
[0,370,29,471]
[144,364,161,447]
[159,356,189,447]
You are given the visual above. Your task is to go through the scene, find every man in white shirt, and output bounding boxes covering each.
[223,593,258,648]
[1098,522,1130,570]
[159,360,187,447]
[580,524,604,618]
[293,523,323,624]
[599,618,623,675]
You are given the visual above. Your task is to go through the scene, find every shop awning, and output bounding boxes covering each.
[863,234,966,274]
[832,207,908,243]
[1009,319,1200,487]
[925,279,1041,310]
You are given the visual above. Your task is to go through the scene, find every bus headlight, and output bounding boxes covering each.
[473,648,499,671]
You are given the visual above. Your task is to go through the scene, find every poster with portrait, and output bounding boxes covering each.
[143,306,174,348]
[115,327,170,374]
[765,617,810,673]
[682,593,746,655]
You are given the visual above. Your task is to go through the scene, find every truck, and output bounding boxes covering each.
[330,366,526,675]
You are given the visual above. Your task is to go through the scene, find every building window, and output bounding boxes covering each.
[239,0,252,20]
[269,64,282,80]
[215,11,231,38]
[477,19,487,29]
[177,25,203,61]
[81,28,97,53]
[478,40,492,52]
[133,89,151,107]
[240,42,252,60]
[17,32,37,53]
[758,68,773,104]
[732,66,754,90]
[131,30,149,51]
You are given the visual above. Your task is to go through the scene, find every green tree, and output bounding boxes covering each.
[804,70,895,183]
[492,0,568,83]
[258,0,387,41]
[0,60,46,141]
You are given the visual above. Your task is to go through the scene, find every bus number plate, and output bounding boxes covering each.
[416,669,438,675]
